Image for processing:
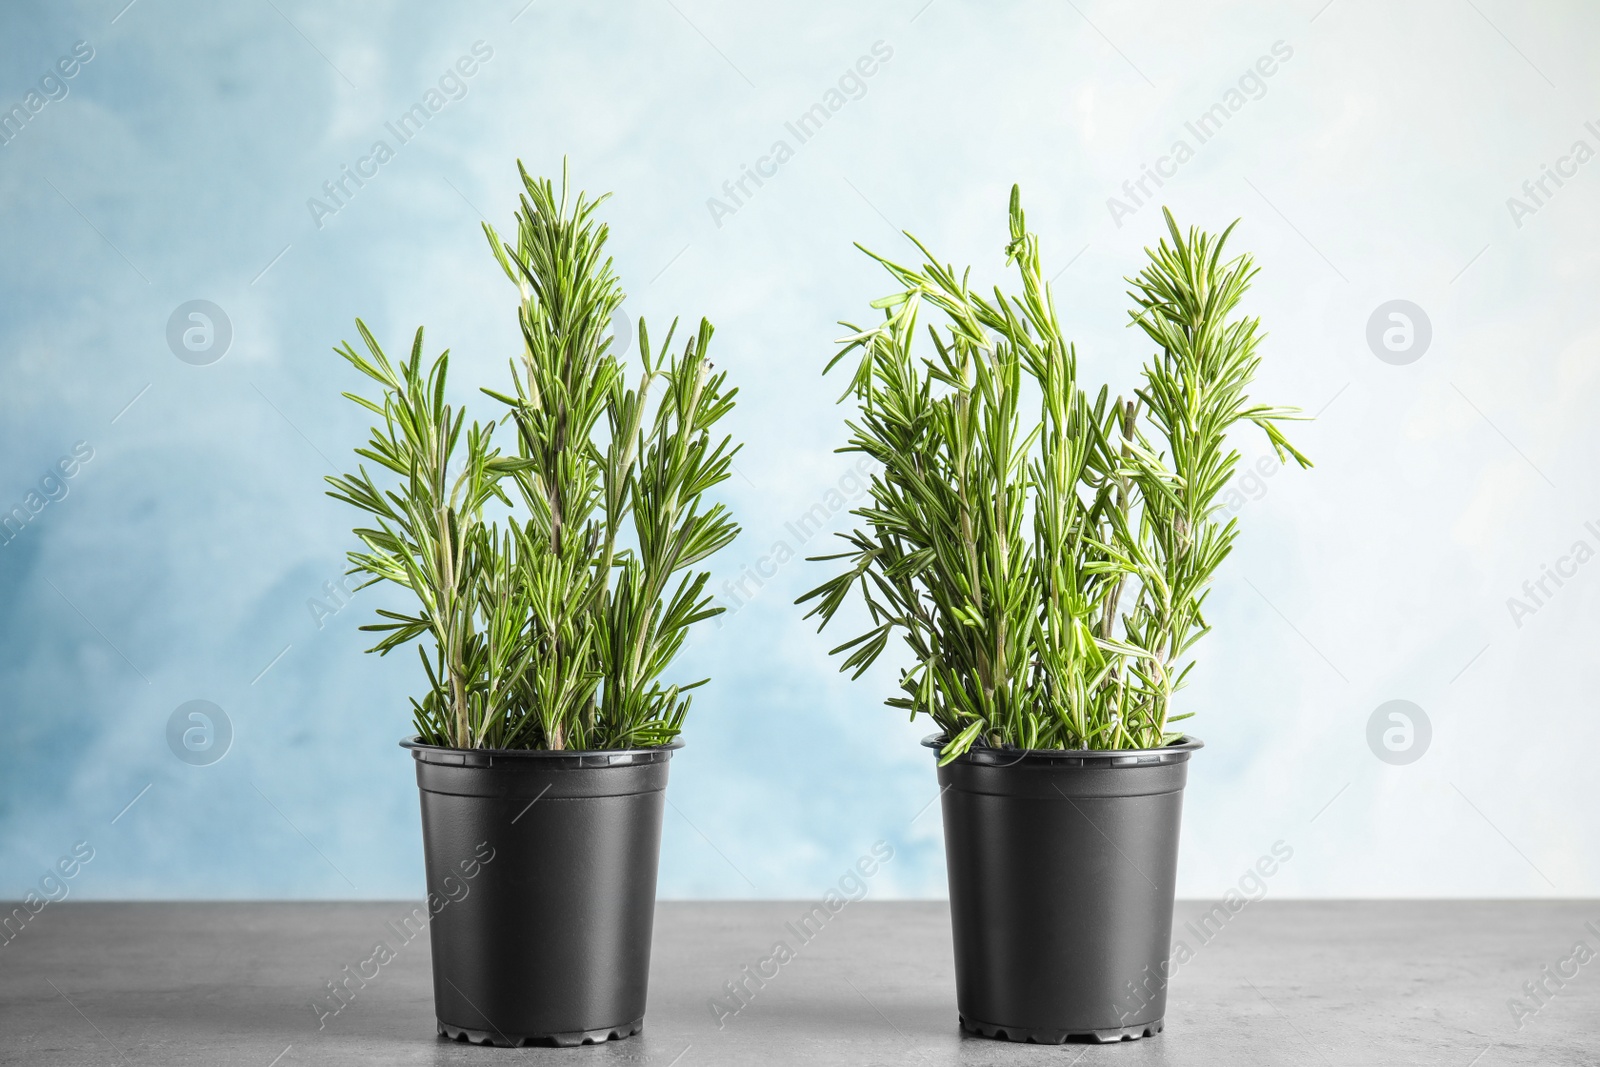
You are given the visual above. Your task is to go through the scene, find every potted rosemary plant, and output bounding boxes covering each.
[327,163,740,1047]
[801,189,1309,1043]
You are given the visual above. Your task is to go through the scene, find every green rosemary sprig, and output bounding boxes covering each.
[328,161,740,750]
[799,187,1309,760]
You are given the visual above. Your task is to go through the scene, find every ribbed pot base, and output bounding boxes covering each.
[437,1017,643,1048]
[960,1014,1163,1044]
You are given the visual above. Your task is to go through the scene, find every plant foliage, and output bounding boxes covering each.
[327,162,740,750]
[799,187,1310,761]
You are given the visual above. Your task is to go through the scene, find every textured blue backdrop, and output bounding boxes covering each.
[2,0,1596,900]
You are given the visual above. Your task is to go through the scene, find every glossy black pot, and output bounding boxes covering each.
[929,734,1202,1044]
[403,738,678,1047]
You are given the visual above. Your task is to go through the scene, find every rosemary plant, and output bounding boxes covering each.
[799,187,1310,761]
[327,162,740,751]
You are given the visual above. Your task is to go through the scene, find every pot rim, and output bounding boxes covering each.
[401,735,683,768]
[921,732,1202,766]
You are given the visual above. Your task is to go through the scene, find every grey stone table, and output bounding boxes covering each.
[2,901,1595,1065]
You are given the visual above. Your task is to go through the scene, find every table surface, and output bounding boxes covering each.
[2,901,1595,1065]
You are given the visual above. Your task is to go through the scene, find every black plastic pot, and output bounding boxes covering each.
[929,734,1202,1044]
[403,738,679,1047]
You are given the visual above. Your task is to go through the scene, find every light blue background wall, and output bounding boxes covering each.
[2,0,1597,900]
